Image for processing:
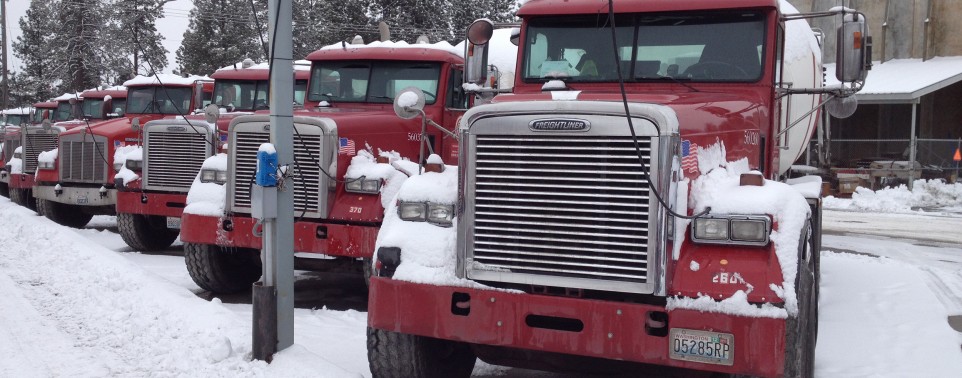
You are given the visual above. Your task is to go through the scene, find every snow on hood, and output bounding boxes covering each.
[344,149,409,209]
[374,161,487,289]
[37,148,58,164]
[124,73,212,87]
[184,154,228,217]
[683,140,811,317]
[8,147,22,174]
[113,146,142,186]
[824,179,962,214]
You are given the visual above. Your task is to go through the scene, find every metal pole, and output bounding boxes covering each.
[254,0,295,360]
[1,0,9,109]
[908,101,917,190]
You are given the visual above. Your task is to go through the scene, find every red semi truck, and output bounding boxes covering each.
[178,41,474,293]
[7,89,126,210]
[32,75,211,228]
[114,62,309,251]
[1,101,57,196]
[366,1,871,377]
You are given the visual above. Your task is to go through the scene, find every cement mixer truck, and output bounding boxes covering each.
[366,0,871,377]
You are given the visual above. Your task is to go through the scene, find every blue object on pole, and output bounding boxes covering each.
[256,146,278,187]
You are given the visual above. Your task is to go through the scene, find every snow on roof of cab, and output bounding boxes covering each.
[53,92,83,101]
[825,56,962,103]
[319,39,463,57]
[216,61,311,72]
[123,73,212,87]
[1,107,33,115]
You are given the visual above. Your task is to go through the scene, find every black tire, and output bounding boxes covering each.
[784,223,817,378]
[10,188,37,211]
[0,183,9,197]
[117,212,179,251]
[184,242,262,294]
[36,199,93,228]
[362,258,373,288]
[367,327,476,378]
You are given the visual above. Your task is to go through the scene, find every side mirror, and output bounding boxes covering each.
[393,87,426,120]
[131,117,141,132]
[114,108,125,117]
[836,17,871,83]
[204,104,221,123]
[42,119,52,131]
[465,19,494,85]
[509,28,520,47]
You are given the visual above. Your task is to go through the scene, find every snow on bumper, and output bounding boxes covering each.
[369,277,787,377]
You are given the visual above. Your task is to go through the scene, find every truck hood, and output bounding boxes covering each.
[59,114,165,139]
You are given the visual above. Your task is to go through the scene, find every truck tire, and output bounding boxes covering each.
[117,213,179,251]
[362,258,372,288]
[10,188,37,211]
[784,224,818,378]
[367,327,476,378]
[36,199,93,228]
[0,183,8,197]
[184,242,261,294]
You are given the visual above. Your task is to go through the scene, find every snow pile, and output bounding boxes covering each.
[667,290,787,319]
[816,252,962,377]
[0,201,353,376]
[375,158,483,288]
[824,179,962,213]
[688,141,811,316]
[779,0,821,65]
[8,146,22,174]
[184,153,227,216]
[37,148,58,165]
[344,149,409,209]
[113,145,142,186]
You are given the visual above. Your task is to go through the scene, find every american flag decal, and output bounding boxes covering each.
[681,140,698,174]
[338,137,356,155]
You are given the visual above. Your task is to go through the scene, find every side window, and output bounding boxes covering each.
[446,68,468,110]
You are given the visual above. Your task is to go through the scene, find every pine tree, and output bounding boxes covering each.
[55,0,109,92]
[112,0,172,78]
[12,0,59,102]
[293,0,373,58]
[176,0,267,75]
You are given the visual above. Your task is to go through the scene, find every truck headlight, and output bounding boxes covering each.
[398,201,454,227]
[38,161,55,170]
[200,168,227,184]
[125,159,143,171]
[345,177,382,194]
[691,215,770,246]
[113,162,123,172]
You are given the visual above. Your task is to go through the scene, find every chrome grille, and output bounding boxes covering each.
[24,131,59,172]
[468,135,653,287]
[230,131,324,216]
[60,139,108,183]
[144,129,212,191]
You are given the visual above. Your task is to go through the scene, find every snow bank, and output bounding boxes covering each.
[37,148,58,165]
[816,251,962,377]
[113,145,142,185]
[344,149,409,209]
[689,141,811,316]
[184,154,228,217]
[0,201,353,376]
[823,179,962,213]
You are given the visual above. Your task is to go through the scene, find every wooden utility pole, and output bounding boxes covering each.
[1,0,9,109]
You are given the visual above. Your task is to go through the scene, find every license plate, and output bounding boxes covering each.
[669,328,734,366]
[166,217,182,229]
[76,196,88,205]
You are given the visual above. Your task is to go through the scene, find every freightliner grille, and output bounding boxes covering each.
[24,132,58,172]
[60,139,108,183]
[144,130,212,191]
[469,135,653,286]
[230,131,324,216]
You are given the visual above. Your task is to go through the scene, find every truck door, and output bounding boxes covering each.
[441,66,469,164]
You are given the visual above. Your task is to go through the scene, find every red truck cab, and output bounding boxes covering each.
[178,41,472,293]
[113,63,308,251]
[32,75,211,228]
[365,1,871,377]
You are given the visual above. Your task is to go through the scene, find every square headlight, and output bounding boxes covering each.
[200,169,223,183]
[398,202,427,221]
[427,203,455,227]
[361,179,381,193]
[125,159,143,171]
[215,170,228,184]
[730,218,769,243]
[693,218,729,240]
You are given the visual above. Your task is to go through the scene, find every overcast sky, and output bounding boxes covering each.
[4,0,194,77]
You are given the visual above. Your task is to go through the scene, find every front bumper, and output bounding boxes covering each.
[368,277,786,377]
[180,212,379,258]
[8,173,34,189]
[116,190,187,218]
[34,184,117,207]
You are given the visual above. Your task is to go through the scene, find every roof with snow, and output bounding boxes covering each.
[53,92,83,101]
[123,73,213,87]
[314,39,463,59]
[826,56,962,104]
[1,107,33,115]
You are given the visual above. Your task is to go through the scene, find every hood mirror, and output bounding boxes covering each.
[131,117,141,132]
[393,87,426,120]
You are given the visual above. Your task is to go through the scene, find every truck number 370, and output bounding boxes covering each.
[349,206,363,214]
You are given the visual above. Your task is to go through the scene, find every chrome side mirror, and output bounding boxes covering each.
[836,16,871,83]
[465,19,494,85]
[393,87,426,120]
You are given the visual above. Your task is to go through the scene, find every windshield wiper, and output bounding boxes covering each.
[640,75,700,92]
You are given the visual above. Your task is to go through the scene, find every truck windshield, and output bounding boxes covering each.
[32,110,45,123]
[523,11,766,83]
[54,102,75,121]
[126,86,193,115]
[82,99,104,119]
[111,99,126,115]
[308,61,441,104]
[213,80,270,111]
[5,114,28,126]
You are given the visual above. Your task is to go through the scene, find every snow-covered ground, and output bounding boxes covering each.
[2,180,962,376]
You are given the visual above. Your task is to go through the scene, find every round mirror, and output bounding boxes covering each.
[204,104,221,123]
[826,95,858,119]
[131,117,141,132]
[467,19,494,45]
[393,87,426,120]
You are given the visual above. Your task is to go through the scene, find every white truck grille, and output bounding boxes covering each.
[24,131,59,172]
[60,138,108,183]
[144,127,213,192]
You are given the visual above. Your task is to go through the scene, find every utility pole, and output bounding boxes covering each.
[252,0,294,362]
[1,0,9,109]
